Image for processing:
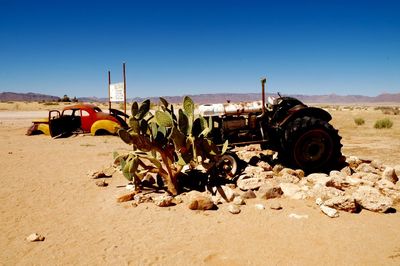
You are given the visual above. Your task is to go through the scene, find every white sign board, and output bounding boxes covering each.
[110,82,125,102]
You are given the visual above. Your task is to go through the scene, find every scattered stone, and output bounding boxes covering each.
[353,186,393,213]
[270,201,282,210]
[275,173,300,184]
[257,183,283,199]
[279,168,297,176]
[233,196,245,205]
[371,160,385,171]
[257,161,273,171]
[356,163,378,174]
[126,184,135,191]
[228,204,241,214]
[382,167,398,184]
[346,156,362,169]
[279,183,306,200]
[340,166,353,176]
[188,195,215,210]
[315,197,324,206]
[272,164,284,174]
[394,165,400,178]
[308,183,345,200]
[324,195,358,213]
[352,172,381,183]
[95,180,108,187]
[295,169,305,178]
[326,175,350,190]
[241,190,257,199]
[375,179,396,190]
[117,192,137,203]
[216,185,237,203]
[154,195,174,207]
[306,173,331,186]
[320,204,339,218]
[26,233,45,242]
[88,170,112,179]
[255,203,266,210]
[237,176,270,190]
[172,196,183,205]
[288,213,308,219]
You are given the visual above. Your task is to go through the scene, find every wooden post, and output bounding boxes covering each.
[123,62,127,121]
[108,71,111,112]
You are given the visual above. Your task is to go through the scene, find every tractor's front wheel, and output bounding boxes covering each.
[281,116,342,173]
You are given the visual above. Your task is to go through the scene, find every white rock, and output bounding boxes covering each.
[315,198,324,206]
[255,204,266,210]
[233,196,245,205]
[274,173,300,184]
[324,195,358,213]
[394,165,400,178]
[228,204,241,214]
[375,179,396,190]
[371,160,385,170]
[288,213,308,219]
[237,176,270,190]
[382,167,398,184]
[320,205,339,218]
[126,184,135,191]
[346,156,362,168]
[356,163,378,174]
[279,183,306,200]
[308,183,345,200]
[353,186,393,213]
[153,195,174,207]
[26,233,45,242]
[352,172,381,183]
[257,183,283,199]
[306,173,331,186]
[213,185,237,203]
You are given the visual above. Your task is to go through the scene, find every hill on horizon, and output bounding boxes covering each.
[1,91,400,104]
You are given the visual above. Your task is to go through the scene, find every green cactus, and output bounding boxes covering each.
[114,96,226,195]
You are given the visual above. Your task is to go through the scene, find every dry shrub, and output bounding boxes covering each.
[374,118,393,129]
[354,118,365,126]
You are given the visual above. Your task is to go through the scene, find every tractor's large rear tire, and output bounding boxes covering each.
[280,116,342,173]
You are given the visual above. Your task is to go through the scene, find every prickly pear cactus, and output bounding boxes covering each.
[114,97,227,195]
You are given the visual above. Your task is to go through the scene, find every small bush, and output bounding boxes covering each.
[42,102,59,106]
[374,118,393,129]
[354,118,365,126]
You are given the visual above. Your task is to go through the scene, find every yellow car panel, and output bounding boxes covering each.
[90,120,121,136]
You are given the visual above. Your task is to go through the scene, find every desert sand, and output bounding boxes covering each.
[1,103,400,265]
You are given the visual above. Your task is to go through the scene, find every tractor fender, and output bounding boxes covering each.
[279,106,332,128]
[90,120,121,136]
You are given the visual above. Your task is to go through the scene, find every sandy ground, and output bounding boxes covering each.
[1,104,400,265]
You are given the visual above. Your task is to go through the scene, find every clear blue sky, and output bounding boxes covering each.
[0,0,399,98]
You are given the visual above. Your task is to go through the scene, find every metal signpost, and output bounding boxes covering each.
[108,63,127,121]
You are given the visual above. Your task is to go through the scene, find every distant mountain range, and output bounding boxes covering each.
[1,91,400,104]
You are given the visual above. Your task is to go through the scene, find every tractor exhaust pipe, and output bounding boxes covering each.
[261,77,267,115]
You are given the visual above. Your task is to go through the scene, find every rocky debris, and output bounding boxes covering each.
[320,204,340,218]
[352,172,381,184]
[26,233,45,242]
[88,170,112,179]
[356,163,379,174]
[228,204,241,214]
[324,195,358,213]
[233,196,245,205]
[346,156,362,169]
[187,192,215,210]
[288,213,308,219]
[382,167,398,184]
[257,183,283,200]
[274,173,300,184]
[154,195,174,207]
[215,185,237,203]
[340,166,353,176]
[371,160,385,171]
[237,175,270,190]
[394,165,400,178]
[353,186,393,213]
[326,174,350,190]
[257,161,273,171]
[269,201,282,210]
[306,173,331,186]
[95,180,108,187]
[280,183,306,200]
[272,164,285,174]
[241,190,257,199]
[308,183,345,200]
[255,203,266,210]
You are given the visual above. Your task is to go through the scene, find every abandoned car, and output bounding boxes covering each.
[26,104,128,137]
